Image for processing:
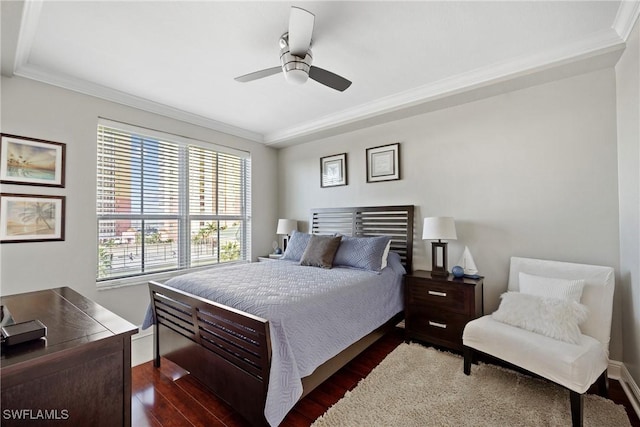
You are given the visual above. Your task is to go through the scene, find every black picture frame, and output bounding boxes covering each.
[366,143,400,183]
[320,153,348,188]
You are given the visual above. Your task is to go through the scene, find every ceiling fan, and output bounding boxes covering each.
[234,6,352,92]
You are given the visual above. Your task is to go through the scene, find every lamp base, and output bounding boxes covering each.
[431,268,449,277]
[431,241,449,277]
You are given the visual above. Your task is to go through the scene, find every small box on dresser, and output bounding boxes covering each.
[404,270,483,351]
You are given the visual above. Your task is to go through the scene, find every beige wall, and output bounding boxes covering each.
[616,17,640,386]
[278,68,623,359]
[0,76,279,325]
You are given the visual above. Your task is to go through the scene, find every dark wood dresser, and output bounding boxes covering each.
[405,270,483,351]
[0,287,137,426]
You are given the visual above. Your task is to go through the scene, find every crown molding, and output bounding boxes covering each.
[614,0,640,41]
[263,28,625,146]
[12,0,263,144]
[13,64,264,143]
[13,0,42,74]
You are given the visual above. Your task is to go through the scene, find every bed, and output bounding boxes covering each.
[144,205,414,426]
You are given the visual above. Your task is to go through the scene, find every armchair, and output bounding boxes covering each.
[462,257,615,427]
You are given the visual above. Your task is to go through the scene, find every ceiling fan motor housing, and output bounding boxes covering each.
[280,46,312,84]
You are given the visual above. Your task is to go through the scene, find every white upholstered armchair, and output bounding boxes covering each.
[462,257,615,427]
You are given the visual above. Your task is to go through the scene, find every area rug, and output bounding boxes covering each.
[312,343,630,427]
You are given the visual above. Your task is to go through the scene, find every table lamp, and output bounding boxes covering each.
[276,219,298,251]
[422,217,457,276]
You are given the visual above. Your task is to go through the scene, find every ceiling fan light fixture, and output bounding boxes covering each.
[280,48,312,85]
[285,69,309,84]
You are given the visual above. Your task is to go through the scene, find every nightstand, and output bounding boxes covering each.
[258,254,282,262]
[404,270,483,351]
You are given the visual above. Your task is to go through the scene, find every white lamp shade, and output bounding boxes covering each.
[276,219,298,235]
[422,217,457,240]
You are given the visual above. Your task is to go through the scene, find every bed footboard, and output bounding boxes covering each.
[149,281,271,426]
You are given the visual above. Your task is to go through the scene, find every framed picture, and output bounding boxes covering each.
[0,134,66,187]
[366,143,400,183]
[0,193,66,243]
[320,153,347,188]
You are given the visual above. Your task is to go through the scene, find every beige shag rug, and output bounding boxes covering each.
[312,343,630,427]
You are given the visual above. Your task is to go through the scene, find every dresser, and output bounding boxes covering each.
[404,270,483,351]
[1,287,137,426]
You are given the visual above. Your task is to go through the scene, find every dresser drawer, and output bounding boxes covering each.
[406,279,468,314]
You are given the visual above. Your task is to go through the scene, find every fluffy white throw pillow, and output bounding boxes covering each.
[492,292,588,344]
[519,272,585,302]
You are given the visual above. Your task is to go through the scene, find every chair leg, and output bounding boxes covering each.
[463,346,473,375]
[596,370,609,398]
[570,390,583,427]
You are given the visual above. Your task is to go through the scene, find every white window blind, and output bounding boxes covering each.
[96,121,251,281]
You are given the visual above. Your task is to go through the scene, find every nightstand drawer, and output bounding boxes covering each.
[406,280,468,314]
[407,311,469,349]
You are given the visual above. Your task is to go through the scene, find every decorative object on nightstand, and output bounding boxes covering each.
[451,265,465,278]
[276,219,298,252]
[422,217,457,277]
[404,270,483,351]
[457,246,481,279]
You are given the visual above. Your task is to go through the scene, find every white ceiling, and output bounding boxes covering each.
[4,1,638,147]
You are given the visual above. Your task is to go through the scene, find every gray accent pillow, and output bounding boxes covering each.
[281,230,311,261]
[299,234,342,269]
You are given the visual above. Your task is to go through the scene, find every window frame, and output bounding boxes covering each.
[96,119,251,287]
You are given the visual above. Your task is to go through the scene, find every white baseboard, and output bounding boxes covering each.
[609,359,624,380]
[131,327,154,367]
[609,359,640,419]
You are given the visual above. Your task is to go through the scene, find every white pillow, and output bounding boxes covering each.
[492,292,588,344]
[519,272,585,302]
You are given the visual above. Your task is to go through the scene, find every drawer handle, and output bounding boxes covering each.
[428,290,447,297]
[429,321,447,329]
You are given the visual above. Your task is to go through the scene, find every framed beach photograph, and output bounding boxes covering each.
[366,143,400,183]
[320,153,347,188]
[0,134,66,187]
[0,194,66,243]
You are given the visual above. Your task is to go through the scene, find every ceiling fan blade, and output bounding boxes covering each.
[309,66,352,92]
[234,66,282,83]
[288,7,314,57]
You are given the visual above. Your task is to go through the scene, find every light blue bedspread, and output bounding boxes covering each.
[142,252,405,426]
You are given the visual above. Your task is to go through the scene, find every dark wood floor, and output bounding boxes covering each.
[132,328,640,427]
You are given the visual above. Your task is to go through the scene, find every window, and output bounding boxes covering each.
[96,120,251,282]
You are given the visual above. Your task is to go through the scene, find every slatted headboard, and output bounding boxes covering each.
[310,205,414,272]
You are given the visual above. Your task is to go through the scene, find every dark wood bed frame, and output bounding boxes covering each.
[148,205,414,426]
